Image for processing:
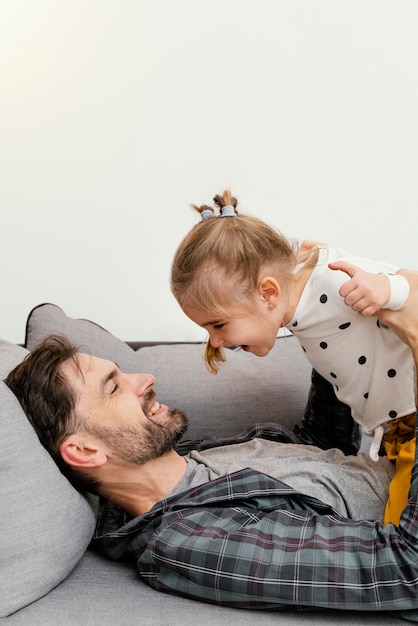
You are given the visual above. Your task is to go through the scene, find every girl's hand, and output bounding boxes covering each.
[328,260,391,316]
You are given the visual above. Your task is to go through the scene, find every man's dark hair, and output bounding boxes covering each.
[5,334,100,493]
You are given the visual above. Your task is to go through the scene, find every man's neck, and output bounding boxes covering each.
[98,450,188,516]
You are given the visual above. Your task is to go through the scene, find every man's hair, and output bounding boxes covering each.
[4,334,100,493]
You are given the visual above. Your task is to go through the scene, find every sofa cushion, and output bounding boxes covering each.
[25,303,313,441]
[0,339,97,617]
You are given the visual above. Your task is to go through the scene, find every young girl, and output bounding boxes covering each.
[171,190,416,524]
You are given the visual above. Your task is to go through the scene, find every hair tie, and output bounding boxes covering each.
[220,205,236,217]
[200,208,214,221]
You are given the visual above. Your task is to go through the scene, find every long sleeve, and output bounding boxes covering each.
[96,426,418,617]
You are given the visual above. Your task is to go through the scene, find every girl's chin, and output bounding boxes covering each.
[244,346,272,357]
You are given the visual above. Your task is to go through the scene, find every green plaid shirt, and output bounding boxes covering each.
[94,456,418,619]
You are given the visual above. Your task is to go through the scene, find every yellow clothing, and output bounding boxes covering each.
[383,413,416,526]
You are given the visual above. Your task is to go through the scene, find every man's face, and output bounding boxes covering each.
[60,353,188,465]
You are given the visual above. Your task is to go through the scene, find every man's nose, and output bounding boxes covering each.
[128,373,156,396]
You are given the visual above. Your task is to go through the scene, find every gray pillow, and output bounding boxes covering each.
[0,339,97,617]
[25,303,312,440]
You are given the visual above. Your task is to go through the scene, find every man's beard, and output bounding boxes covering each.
[87,408,189,465]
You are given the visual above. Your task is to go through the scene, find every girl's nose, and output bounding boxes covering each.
[209,333,224,349]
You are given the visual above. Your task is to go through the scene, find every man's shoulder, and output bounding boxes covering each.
[94,468,338,560]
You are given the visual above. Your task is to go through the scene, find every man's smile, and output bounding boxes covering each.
[148,400,161,416]
[143,392,170,424]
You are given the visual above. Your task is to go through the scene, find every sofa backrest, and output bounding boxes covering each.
[25,303,313,440]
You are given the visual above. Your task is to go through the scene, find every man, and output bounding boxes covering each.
[4,270,418,617]
[4,341,392,520]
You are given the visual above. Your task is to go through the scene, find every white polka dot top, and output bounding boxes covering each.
[287,245,416,438]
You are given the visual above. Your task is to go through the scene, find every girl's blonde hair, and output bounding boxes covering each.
[171,190,300,373]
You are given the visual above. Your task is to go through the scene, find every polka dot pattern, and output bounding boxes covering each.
[339,322,351,330]
[288,267,415,436]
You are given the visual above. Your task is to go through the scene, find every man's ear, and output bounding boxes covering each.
[258,276,281,306]
[60,436,107,469]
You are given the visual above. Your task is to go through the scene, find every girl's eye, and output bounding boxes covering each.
[111,384,120,395]
[213,323,225,330]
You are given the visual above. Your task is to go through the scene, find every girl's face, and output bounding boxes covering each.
[183,298,282,357]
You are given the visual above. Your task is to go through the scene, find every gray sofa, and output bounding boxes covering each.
[0,303,404,625]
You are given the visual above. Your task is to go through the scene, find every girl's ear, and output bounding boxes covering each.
[258,276,281,306]
[60,436,107,469]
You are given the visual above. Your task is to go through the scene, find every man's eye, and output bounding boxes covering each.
[111,384,120,395]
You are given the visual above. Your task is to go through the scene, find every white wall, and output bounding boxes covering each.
[2,0,417,343]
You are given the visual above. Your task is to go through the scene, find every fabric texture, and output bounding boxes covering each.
[294,368,361,455]
[0,339,97,617]
[95,446,418,617]
[288,245,416,436]
[1,549,398,626]
[177,437,394,521]
[383,413,417,525]
[25,303,313,440]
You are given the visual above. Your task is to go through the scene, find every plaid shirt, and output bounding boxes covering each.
[94,461,418,619]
